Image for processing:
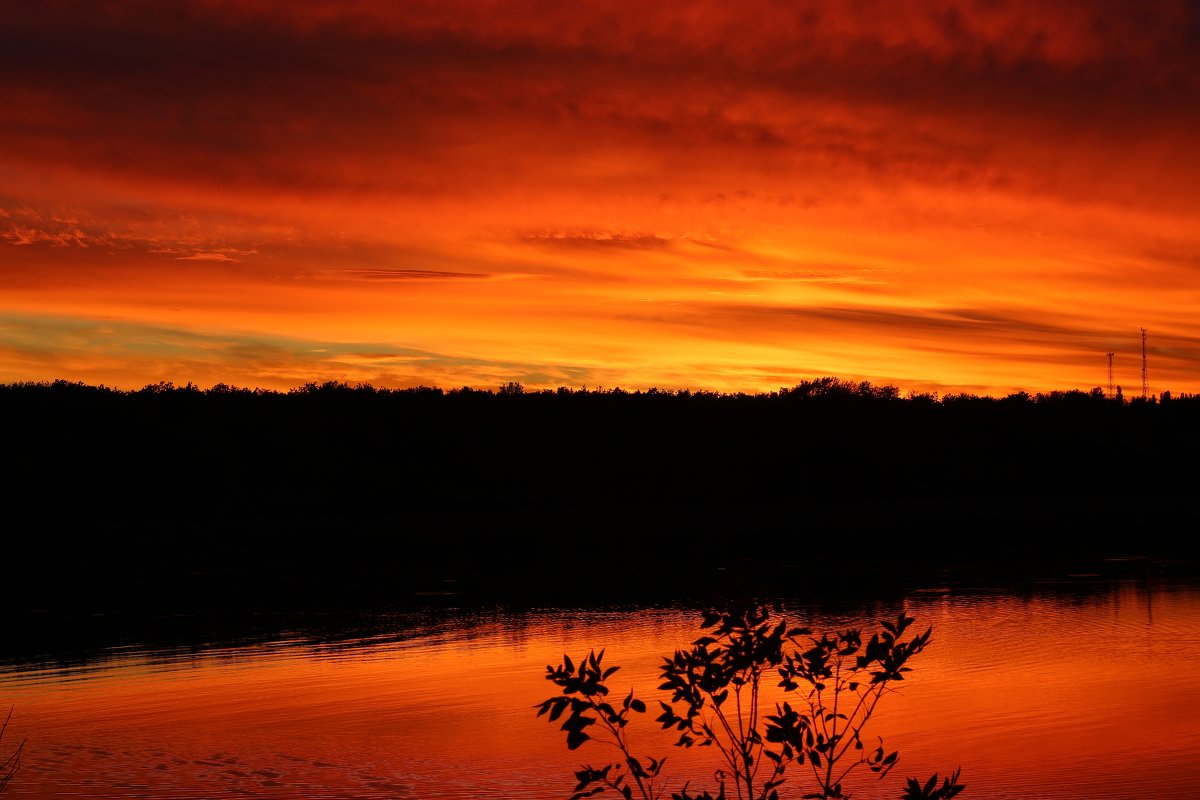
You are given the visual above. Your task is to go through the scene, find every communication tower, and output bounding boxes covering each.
[1107,352,1114,399]
[1141,328,1148,399]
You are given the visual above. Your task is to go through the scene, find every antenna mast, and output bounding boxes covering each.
[1141,327,1148,399]
[1107,352,1114,399]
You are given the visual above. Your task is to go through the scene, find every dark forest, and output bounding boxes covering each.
[4,378,1197,618]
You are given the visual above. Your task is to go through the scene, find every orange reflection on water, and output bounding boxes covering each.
[2,586,1199,799]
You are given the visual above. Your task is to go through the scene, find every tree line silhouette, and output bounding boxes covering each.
[3,377,1197,612]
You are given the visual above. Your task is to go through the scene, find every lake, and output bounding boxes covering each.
[2,566,1199,799]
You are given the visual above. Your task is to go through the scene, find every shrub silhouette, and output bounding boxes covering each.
[537,604,963,800]
[0,707,21,795]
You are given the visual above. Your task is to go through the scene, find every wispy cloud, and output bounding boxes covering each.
[176,252,241,262]
[330,268,495,281]
[741,269,887,286]
[0,310,606,391]
[521,230,674,251]
[3,225,91,247]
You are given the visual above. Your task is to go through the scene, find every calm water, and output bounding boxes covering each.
[3,577,1199,799]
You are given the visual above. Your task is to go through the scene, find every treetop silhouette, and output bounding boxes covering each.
[537,604,964,800]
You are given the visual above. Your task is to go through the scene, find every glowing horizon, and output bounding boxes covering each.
[3,2,1199,397]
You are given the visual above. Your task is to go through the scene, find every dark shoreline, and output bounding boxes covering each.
[4,378,1198,638]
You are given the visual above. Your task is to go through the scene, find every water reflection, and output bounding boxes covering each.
[1,577,1198,799]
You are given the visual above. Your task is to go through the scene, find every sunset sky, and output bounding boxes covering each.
[2,1,1199,396]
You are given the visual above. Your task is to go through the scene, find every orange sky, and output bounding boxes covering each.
[3,1,1199,396]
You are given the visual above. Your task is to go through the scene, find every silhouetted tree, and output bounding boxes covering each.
[537,604,964,800]
[0,707,22,795]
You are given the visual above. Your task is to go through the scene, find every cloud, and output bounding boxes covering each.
[330,269,494,281]
[0,310,607,391]
[674,302,1103,344]
[741,269,887,286]
[2,225,91,247]
[0,203,274,269]
[176,252,241,262]
[520,231,674,251]
[3,0,1195,215]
